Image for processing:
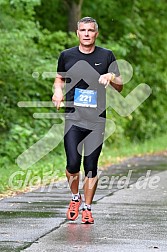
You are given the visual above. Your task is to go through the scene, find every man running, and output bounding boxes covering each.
[52,17,123,224]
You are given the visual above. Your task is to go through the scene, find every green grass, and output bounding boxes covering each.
[0,134,166,197]
[0,145,66,196]
[99,133,167,167]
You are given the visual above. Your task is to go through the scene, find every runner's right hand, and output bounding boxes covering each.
[52,87,64,110]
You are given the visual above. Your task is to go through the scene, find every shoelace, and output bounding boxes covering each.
[69,201,79,212]
[83,210,92,219]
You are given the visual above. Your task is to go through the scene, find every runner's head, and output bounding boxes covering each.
[77,17,98,32]
[77,17,99,46]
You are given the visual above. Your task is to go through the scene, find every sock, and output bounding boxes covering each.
[83,203,91,210]
[72,192,80,201]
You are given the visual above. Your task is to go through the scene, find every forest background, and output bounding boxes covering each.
[0,0,167,194]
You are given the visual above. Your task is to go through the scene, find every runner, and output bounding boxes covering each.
[52,17,123,224]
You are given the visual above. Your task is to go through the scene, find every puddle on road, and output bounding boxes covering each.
[0,211,55,219]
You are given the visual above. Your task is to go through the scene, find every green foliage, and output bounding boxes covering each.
[95,0,167,141]
[35,0,68,31]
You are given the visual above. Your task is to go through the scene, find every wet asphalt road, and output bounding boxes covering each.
[0,154,167,252]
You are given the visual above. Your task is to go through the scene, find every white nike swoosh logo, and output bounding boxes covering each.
[95,63,102,66]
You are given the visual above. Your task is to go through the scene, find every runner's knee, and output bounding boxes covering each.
[66,161,81,174]
[84,166,97,178]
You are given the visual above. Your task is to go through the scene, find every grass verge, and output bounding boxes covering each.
[99,133,167,167]
[0,133,166,198]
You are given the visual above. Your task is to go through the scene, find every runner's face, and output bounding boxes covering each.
[77,22,98,46]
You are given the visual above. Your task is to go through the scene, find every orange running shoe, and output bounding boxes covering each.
[81,209,94,224]
[66,196,82,221]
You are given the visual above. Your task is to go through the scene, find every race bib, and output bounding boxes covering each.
[74,88,97,108]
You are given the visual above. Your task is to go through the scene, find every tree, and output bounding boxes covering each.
[64,0,84,31]
[35,0,84,32]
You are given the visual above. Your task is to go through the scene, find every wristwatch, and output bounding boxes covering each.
[110,72,116,82]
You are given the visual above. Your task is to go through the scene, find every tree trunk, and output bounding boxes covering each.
[65,0,84,32]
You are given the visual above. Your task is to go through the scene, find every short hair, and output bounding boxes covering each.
[77,17,98,31]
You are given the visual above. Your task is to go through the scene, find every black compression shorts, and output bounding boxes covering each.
[64,120,105,178]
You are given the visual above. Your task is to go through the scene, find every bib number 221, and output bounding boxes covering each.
[74,88,97,108]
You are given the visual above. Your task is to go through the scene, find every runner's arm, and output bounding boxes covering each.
[52,73,65,110]
[110,74,123,92]
[98,73,123,92]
